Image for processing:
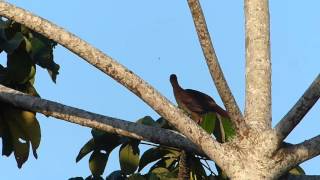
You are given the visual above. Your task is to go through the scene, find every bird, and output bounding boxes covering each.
[170,74,229,124]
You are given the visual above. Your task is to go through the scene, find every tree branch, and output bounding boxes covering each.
[0,84,202,155]
[187,0,247,135]
[274,135,320,176]
[0,2,234,172]
[275,74,320,142]
[244,0,271,130]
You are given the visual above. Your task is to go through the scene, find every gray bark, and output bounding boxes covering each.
[244,0,272,130]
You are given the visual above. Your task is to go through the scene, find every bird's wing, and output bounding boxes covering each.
[184,89,229,118]
[177,89,211,114]
[184,89,217,111]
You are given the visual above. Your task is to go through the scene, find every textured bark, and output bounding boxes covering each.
[275,74,320,142]
[0,85,203,155]
[0,2,233,170]
[244,0,272,130]
[274,135,320,176]
[187,0,247,135]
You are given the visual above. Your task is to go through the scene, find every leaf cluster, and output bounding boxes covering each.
[72,114,305,180]
[0,17,59,168]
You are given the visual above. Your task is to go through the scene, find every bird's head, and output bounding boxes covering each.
[170,74,178,85]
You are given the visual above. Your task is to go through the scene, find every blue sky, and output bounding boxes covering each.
[1,0,319,179]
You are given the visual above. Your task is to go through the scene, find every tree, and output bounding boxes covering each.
[0,1,319,179]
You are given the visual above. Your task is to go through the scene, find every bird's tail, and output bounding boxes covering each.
[212,104,230,119]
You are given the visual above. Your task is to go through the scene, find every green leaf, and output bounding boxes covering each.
[6,118,30,168]
[76,131,122,163]
[89,150,109,177]
[150,167,177,179]
[7,46,35,84]
[0,114,3,137]
[30,36,59,83]
[84,175,104,180]
[146,173,160,180]
[189,156,206,180]
[119,142,140,175]
[127,173,145,180]
[220,117,236,141]
[106,170,125,180]
[153,173,177,180]
[0,18,10,29]
[91,129,106,139]
[139,147,174,171]
[200,112,216,134]
[155,117,171,129]
[289,165,305,175]
[15,110,41,159]
[76,139,95,162]
[151,167,170,174]
[1,32,24,54]
[91,130,123,152]
[136,116,157,126]
[0,65,8,83]
[17,82,40,97]
[24,36,32,53]
[2,106,33,168]
[1,123,13,156]
[149,157,177,172]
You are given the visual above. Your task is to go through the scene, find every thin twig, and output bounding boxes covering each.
[199,160,216,176]
[204,159,217,176]
[140,141,180,152]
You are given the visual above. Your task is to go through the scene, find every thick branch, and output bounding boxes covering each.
[275,74,320,142]
[187,0,246,135]
[0,84,202,154]
[0,2,235,173]
[274,135,320,176]
[244,0,271,130]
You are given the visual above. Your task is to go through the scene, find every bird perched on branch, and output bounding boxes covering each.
[170,74,230,180]
[170,74,229,124]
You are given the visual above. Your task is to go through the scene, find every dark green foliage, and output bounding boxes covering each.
[200,112,216,134]
[138,147,175,172]
[89,150,110,177]
[70,109,307,180]
[119,140,140,175]
[0,18,58,84]
[136,116,157,126]
[74,114,239,179]
[0,17,59,168]
[106,171,125,180]
[76,129,123,177]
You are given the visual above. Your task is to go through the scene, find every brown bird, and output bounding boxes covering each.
[170,74,229,124]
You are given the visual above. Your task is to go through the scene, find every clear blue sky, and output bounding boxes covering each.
[1,0,319,179]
